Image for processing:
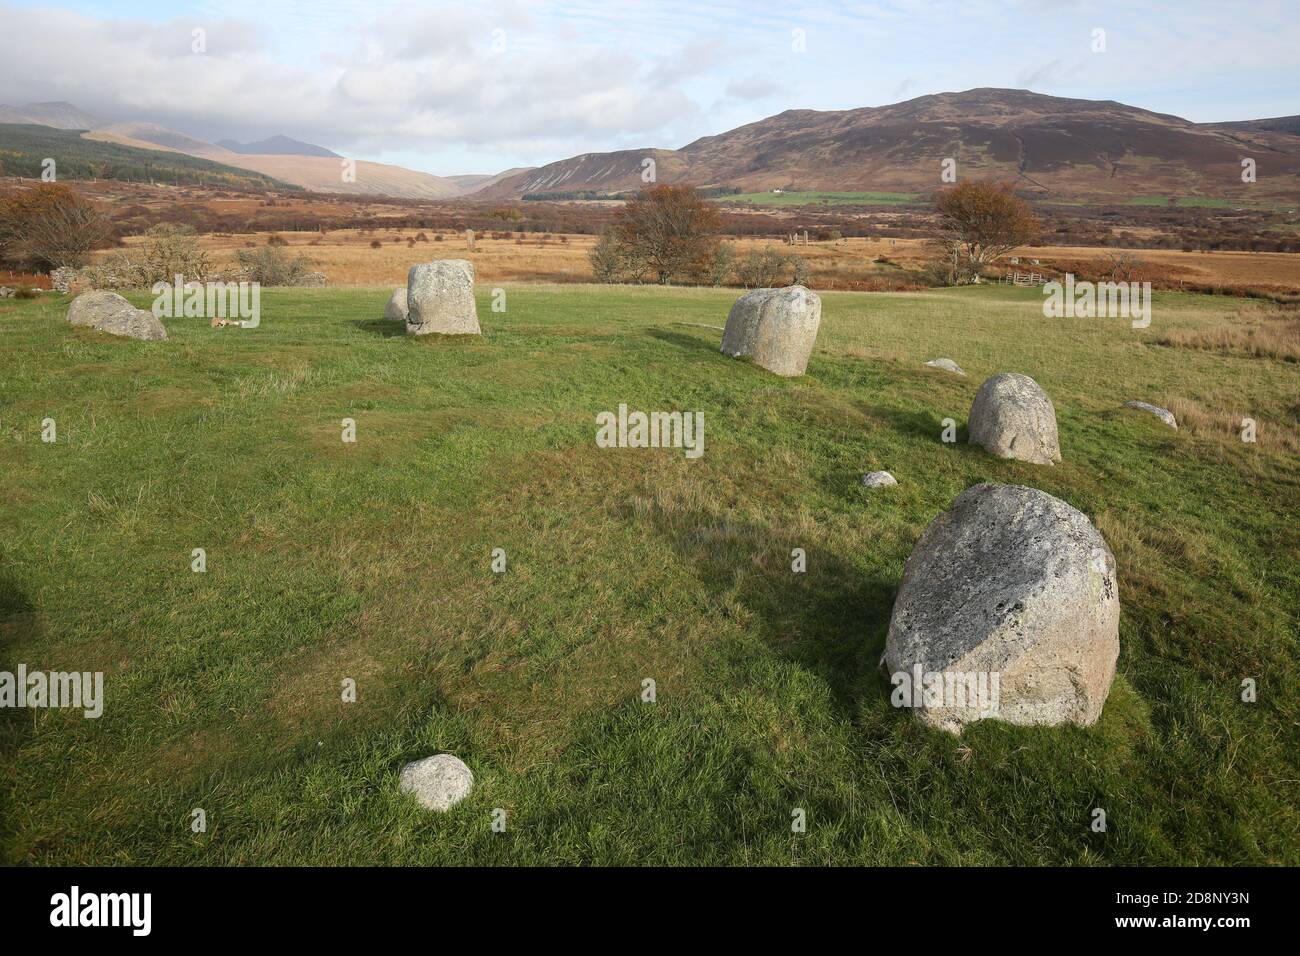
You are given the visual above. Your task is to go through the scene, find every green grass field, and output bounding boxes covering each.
[722,190,922,206]
[1,284,1297,865]
[1123,195,1288,210]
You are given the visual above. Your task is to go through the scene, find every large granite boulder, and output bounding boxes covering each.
[883,483,1120,734]
[968,372,1060,464]
[406,259,478,335]
[384,287,408,321]
[720,285,821,377]
[67,290,167,341]
[67,290,132,327]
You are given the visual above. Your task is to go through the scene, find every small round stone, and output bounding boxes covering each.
[862,471,898,488]
[398,753,474,811]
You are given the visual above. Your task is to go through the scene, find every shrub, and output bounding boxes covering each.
[267,234,289,247]
[234,245,310,286]
[735,247,807,288]
[589,232,624,283]
[369,239,382,249]
[707,242,737,287]
[79,224,212,289]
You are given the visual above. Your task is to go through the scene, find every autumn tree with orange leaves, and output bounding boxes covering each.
[933,180,1040,284]
[0,182,111,272]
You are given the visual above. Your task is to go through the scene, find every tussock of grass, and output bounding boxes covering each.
[1156,305,1300,362]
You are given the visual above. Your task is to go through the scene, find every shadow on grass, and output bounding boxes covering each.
[856,401,970,445]
[350,319,407,338]
[645,328,724,357]
[641,503,893,716]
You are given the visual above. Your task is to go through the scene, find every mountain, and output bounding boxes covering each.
[0,123,296,190]
[82,125,466,199]
[0,101,101,130]
[477,88,1300,201]
[1205,115,1300,136]
[0,101,475,199]
[90,122,230,157]
[445,167,536,194]
[217,134,341,158]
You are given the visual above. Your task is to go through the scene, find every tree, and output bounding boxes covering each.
[933,180,1040,284]
[610,184,721,284]
[0,182,111,271]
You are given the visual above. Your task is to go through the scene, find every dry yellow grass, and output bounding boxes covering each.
[102,228,1300,291]
[1156,306,1300,361]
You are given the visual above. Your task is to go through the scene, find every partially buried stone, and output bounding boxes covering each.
[398,753,474,811]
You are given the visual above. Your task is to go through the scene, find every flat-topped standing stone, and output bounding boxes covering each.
[66,290,167,341]
[968,372,1060,464]
[67,290,133,327]
[924,358,966,375]
[720,285,821,377]
[884,483,1120,734]
[384,287,408,321]
[1124,400,1177,429]
[398,753,474,811]
[406,259,479,335]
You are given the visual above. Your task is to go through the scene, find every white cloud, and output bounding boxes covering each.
[0,0,1296,174]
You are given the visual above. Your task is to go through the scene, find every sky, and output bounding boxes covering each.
[1,0,1296,177]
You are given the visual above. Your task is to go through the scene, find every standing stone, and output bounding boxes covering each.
[66,290,167,341]
[1124,401,1177,429]
[398,753,474,811]
[968,372,1060,464]
[67,290,133,327]
[883,483,1120,734]
[384,287,408,322]
[406,260,479,336]
[720,285,821,377]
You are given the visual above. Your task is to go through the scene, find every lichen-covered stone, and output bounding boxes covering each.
[884,483,1120,734]
[968,372,1060,464]
[406,260,478,335]
[720,285,821,377]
